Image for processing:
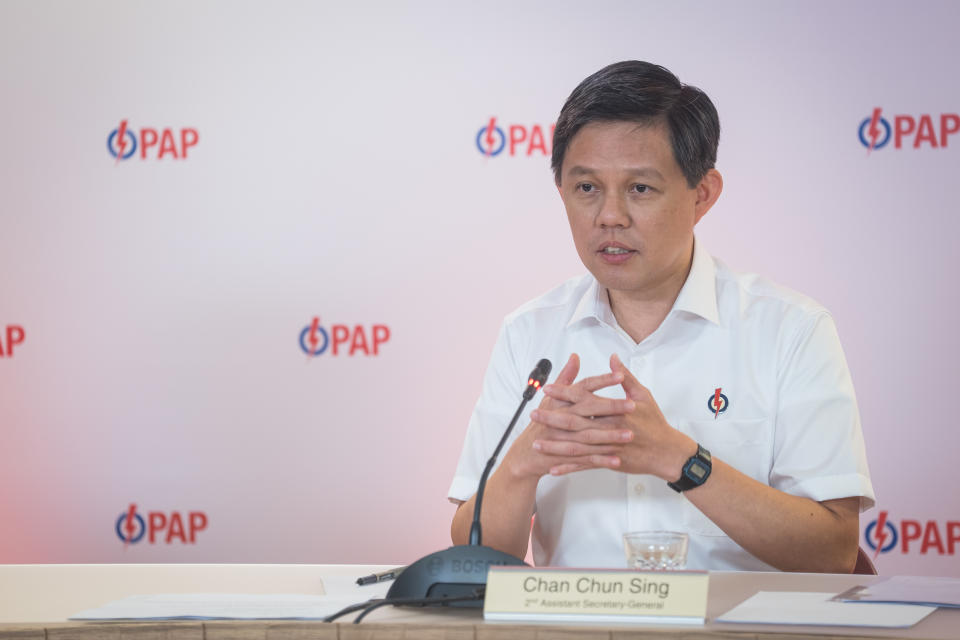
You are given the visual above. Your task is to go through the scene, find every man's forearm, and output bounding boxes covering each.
[686,458,860,573]
[450,465,539,559]
[533,356,862,573]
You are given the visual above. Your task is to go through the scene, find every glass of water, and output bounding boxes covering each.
[623,531,689,570]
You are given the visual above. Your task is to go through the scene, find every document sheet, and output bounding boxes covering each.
[835,576,960,608]
[716,591,936,628]
[70,575,391,620]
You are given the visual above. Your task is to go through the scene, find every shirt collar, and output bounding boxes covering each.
[567,238,720,328]
[569,276,613,327]
[673,238,720,325]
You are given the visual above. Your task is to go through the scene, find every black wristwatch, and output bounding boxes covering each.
[668,444,712,492]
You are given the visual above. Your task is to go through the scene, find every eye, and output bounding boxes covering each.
[576,182,596,193]
[631,184,650,194]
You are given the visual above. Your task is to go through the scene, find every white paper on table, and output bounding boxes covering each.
[715,591,936,628]
[835,576,960,608]
[69,580,392,620]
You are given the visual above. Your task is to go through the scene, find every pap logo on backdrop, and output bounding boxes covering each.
[299,316,391,358]
[858,108,960,153]
[107,119,199,162]
[116,504,208,546]
[476,117,555,158]
[0,325,25,358]
[863,510,960,559]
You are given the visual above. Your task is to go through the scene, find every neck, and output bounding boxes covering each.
[607,247,694,344]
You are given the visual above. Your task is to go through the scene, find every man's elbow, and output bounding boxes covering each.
[812,497,862,573]
[450,500,469,546]
[802,523,860,573]
[450,523,467,546]
[826,540,859,574]
[781,535,857,573]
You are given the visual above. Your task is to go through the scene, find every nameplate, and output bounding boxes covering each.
[483,567,708,624]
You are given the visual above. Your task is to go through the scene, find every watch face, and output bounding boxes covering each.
[671,446,711,491]
[688,461,708,480]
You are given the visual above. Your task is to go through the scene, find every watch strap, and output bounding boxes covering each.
[668,444,712,493]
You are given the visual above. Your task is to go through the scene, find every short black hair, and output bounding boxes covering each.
[551,61,720,188]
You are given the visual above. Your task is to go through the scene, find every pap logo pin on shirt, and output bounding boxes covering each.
[708,388,729,419]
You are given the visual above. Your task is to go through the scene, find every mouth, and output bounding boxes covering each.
[596,242,636,264]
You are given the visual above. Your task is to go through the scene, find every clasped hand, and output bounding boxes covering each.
[503,353,695,481]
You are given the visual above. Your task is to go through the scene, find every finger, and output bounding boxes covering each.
[541,426,634,445]
[548,463,590,476]
[531,408,599,432]
[538,394,573,412]
[550,455,621,476]
[539,393,634,418]
[610,353,650,402]
[532,438,620,457]
[576,370,625,393]
[537,354,580,411]
[554,353,580,386]
[535,404,633,429]
[543,371,624,402]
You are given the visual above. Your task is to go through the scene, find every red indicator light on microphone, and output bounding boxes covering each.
[522,359,551,401]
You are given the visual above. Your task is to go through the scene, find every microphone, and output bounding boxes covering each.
[470,358,551,545]
[524,358,552,400]
[385,359,552,608]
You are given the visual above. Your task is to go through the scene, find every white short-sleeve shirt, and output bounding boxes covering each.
[448,240,875,571]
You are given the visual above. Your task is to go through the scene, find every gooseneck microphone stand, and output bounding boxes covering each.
[383,359,552,608]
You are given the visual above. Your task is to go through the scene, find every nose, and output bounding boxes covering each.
[596,192,631,229]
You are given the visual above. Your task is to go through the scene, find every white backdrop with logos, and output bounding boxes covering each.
[1,0,959,576]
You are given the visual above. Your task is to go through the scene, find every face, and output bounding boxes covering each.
[557,120,719,305]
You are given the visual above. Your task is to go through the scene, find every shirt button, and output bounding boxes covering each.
[634,483,645,496]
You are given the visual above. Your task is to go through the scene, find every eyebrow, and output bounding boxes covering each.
[565,166,665,181]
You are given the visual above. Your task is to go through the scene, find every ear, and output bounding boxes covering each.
[693,169,723,224]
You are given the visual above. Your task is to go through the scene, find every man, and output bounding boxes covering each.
[448,61,874,572]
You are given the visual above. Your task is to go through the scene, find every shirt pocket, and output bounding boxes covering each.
[676,417,773,536]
